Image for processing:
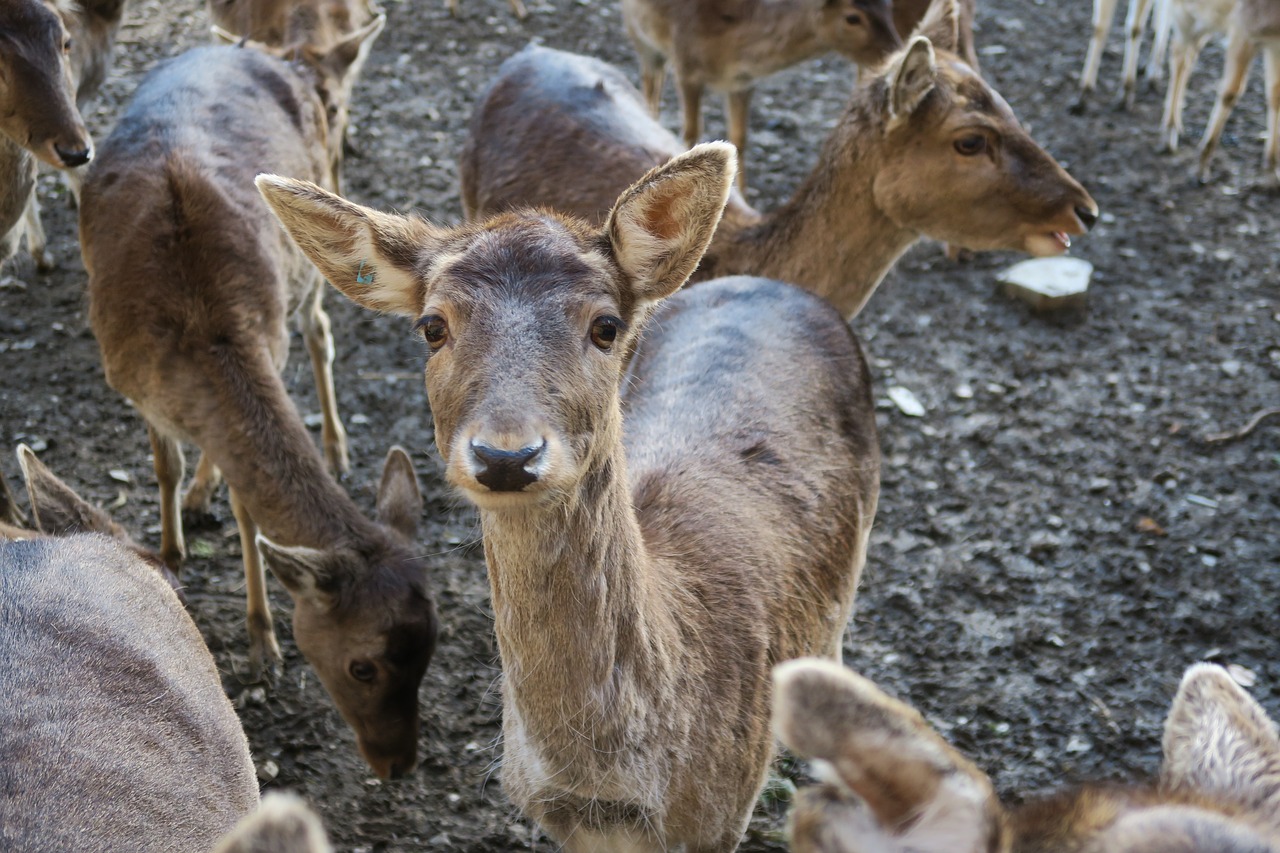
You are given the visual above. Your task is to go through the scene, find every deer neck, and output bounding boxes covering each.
[739,6,830,77]
[706,102,920,319]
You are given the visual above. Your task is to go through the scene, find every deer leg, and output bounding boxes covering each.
[1263,48,1279,184]
[638,51,668,117]
[1120,0,1154,109]
[1161,32,1201,152]
[148,424,186,571]
[678,79,704,150]
[1076,0,1121,107]
[229,486,281,682]
[1145,0,1171,85]
[301,281,349,477]
[445,0,459,16]
[727,88,753,191]
[21,191,51,272]
[507,0,527,18]
[1197,28,1256,182]
[181,451,223,525]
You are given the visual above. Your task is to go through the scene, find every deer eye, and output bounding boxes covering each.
[954,134,988,156]
[590,315,624,351]
[63,38,72,52]
[845,12,864,25]
[414,315,448,350]
[349,660,377,682]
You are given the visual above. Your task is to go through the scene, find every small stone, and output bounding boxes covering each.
[303,413,323,428]
[954,382,974,400]
[1065,735,1092,754]
[886,386,925,417]
[1087,477,1111,492]
[1228,664,1258,688]
[256,759,279,782]
[428,833,451,846]
[350,413,370,425]
[997,256,1093,312]
[108,469,132,484]
[1220,359,1242,378]
[1186,494,1219,509]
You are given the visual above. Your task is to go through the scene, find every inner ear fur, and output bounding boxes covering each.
[377,446,422,543]
[888,37,938,126]
[913,0,960,53]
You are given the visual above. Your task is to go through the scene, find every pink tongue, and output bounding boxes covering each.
[1056,232,1071,249]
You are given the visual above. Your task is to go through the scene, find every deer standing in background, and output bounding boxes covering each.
[462,0,1097,320]
[258,142,879,852]
[82,25,439,779]
[891,0,979,65]
[207,0,378,47]
[1077,0,1172,109]
[622,0,903,187]
[774,659,1280,853]
[1160,0,1235,152]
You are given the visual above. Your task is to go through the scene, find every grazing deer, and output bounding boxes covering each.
[214,794,334,853]
[774,659,1280,853]
[621,0,903,186]
[446,0,527,19]
[1160,0,1235,153]
[81,31,439,779]
[1077,0,1173,110]
[462,0,1098,321]
[207,0,378,47]
[1195,0,1280,183]
[1,532,260,850]
[257,142,880,852]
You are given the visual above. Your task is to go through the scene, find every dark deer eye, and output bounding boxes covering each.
[845,12,864,25]
[954,134,987,156]
[414,315,448,350]
[63,38,72,52]
[349,660,377,682]
[590,316,623,351]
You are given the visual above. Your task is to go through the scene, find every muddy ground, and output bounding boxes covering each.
[1,0,1277,849]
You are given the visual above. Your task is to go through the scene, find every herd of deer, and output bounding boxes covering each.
[0,0,1274,851]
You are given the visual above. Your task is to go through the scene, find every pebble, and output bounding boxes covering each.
[887,386,925,417]
[1220,359,1242,377]
[998,257,1093,312]
[954,382,974,400]
[256,759,279,782]
[108,469,132,484]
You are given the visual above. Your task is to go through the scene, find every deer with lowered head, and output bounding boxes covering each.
[461,0,1098,321]
[774,659,1280,853]
[258,142,880,851]
[81,21,439,779]
[621,0,904,186]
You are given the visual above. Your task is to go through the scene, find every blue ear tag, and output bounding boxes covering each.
[356,259,375,285]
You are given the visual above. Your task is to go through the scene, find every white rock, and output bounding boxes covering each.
[887,386,925,417]
[997,256,1093,311]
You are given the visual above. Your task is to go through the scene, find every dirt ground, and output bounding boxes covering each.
[1,0,1277,849]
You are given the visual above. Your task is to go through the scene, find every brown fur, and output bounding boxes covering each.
[82,32,439,781]
[207,0,377,48]
[621,0,903,186]
[774,660,1280,853]
[892,0,979,66]
[257,143,880,852]
[461,0,1097,320]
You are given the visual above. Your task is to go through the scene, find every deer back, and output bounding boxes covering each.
[0,535,259,852]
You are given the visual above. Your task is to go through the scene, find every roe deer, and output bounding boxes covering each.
[1194,0,1280,183]
[1076,0,1173,110]
[207,0,378,47]
[259,142,880,852]
[214,794,334,853]
[773,659,1280,853]
[0,532,260,850]
[1160,0,1236,152]
[461,0,1098,320]
[82,33,439,779]
[621,0,903,187]
[446,0,527,20]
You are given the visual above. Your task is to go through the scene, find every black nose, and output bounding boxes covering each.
[55,144,91,168]
[471,441,544,492]
[1075,204,1098,231]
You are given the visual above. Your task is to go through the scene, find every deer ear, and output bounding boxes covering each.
[213,793,333,853]
[376,446,422,543]
[0,459,25,527]
[312,13,386,84]
[256,174,446,317]
[912,0,960,52]
[888,37,937,126]
[604,141,735,305]
[258,537,338,609]
[773,659,1003,853]
[17,445,122,538]
[1161,663,1280,831]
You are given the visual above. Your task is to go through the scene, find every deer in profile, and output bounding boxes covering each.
[461,0,1098,320]
[1076,0,1172,110]
[81,21,439,779]
[258,141,879,851]
[774,658,1280,853]
[621,0,904,186]
[1194,0,1280,184]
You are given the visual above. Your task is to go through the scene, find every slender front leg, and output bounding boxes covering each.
[229,486,281,681]
[1120,0,1154,108]
[507,0,527,18]
[1145,0,1171,84]
[301,282,349,477]
[1197,27,1256,182]
[21,191,51,272]
[1263,48,1280,184]
[639,52,668,117]
[1076,0,1121,106]
[1161,33,1199,152]
[678,78,704,150]
[446,0,459,16]
[727,88,753,191]
[148,424,186,571]
[181,451,223,523]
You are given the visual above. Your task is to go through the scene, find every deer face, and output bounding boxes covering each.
[0,0,92,169]
[821,0,903,68]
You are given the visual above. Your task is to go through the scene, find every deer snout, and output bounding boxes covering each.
[54,141,92,168]
[1075,203,1099,231]
[470,440,545,492]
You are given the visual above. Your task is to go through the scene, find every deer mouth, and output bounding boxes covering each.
[1025,230,1074,258]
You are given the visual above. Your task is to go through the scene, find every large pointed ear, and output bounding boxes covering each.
[18,445,124,538]
[213,793,333,853]
[376,446,421,543]
[887,37,938,127]
[604,141,735,305]
[256,174,447,316]
[773,659,1004,853]
[258,537,338,609]
[0,460,25,527]
[307,13,386,85]
[912,0,960,53]
[1161,663,1280,829]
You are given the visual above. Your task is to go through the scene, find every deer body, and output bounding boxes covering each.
[621,0,902,184]
[774,660,1280,853]
[1160,0,1236,152]
[83,40,438,780]
[462,26,1097,320]
[0,534,259,851]
[258,143,879,851]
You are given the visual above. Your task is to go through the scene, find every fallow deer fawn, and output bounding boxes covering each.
[1,533,259,850]
[82,29,439,779]
[774,659,1280,853]
[1195,0,1280,183]
[1077,0,1172,110]
[1160,0,1235,153]
[258,143,880,852]
[461,0,1098,320]
[621,0,903,186]
[207,0,378,48]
